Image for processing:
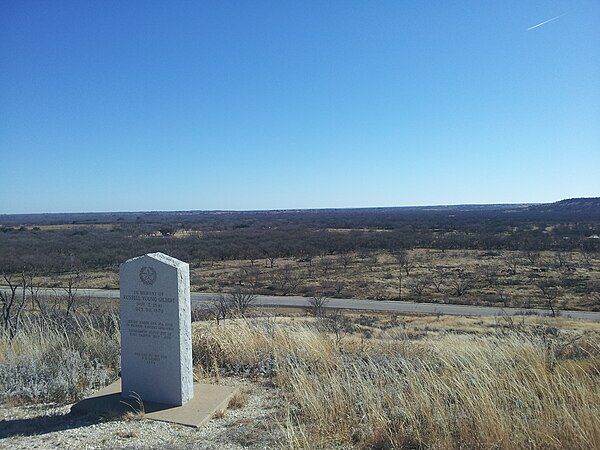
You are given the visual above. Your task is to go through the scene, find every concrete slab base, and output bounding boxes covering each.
[71,379,239,428]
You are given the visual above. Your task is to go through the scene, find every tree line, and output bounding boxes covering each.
[1,205,599,274]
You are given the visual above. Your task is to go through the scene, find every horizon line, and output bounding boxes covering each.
[3,198,598,216]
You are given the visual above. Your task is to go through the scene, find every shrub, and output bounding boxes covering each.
[0,312,120,404]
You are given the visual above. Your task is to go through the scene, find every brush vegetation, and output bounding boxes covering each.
[1,308,599,449]
[193,313,600,449]
[2,203,599,311]
[0,311,119,404]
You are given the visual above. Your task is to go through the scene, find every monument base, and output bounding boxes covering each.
[71,379,239,428]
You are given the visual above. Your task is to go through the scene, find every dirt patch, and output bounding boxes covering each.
[0,379,282,450]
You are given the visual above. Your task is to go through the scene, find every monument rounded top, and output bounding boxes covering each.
[124,252,188,269]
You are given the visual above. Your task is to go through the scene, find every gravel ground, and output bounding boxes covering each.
[0,380,283,450]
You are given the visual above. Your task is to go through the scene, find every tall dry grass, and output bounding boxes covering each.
[193,317,600,449]
[0,311,120,404]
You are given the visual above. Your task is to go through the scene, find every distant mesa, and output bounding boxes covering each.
[526,197,600,215]
[1,197,599,225]
[551,197,600,209]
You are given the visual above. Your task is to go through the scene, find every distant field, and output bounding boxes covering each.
[1,200,599,313]
[27,248,599,312]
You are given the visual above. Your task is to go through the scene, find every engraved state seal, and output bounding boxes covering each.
[139,266,157,285]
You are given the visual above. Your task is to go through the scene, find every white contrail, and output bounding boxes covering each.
[527,14,565,31]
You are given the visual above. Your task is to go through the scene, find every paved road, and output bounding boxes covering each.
[4,287,600,322]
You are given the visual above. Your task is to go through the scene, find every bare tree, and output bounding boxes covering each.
[28,279,44,314]
[537,280,560,317]
[394,250,415,276]
[240,265,262,290]
[406,276,429,299]
[553,250,569,270]
[307,294,329,317]
[63,272,80,317]
[328,279,345,297]
[0,272,27,339]
[481,264,499,288]
[495,310,525,335]
[365,255,378,272]
[448,271,471,297]
[337,253,352,272]
[300,249,316,276]
[272,265,302,295]
[430,268,444,293]
[496,286,510,308]
[319,256,333,275]
[579,242,597,269]
[525,250,541,265]
[228,287,257,317]
[208,294,230,325]
[321,310,353,347]
[261,246,278,268]
[246,248,261,267]
[22,268,44,313]
[506,253,521,275]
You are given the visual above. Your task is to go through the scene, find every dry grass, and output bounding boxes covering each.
[212,409,226,419]
[193,315,600,449]
[33,269,119,290]
[2,304,598,449]
[0,311,120,404]
[228,388,250,409]
[282,334,599,449]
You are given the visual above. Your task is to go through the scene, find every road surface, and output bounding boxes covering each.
[3,287,600,322]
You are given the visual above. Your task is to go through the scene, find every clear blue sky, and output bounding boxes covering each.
[1,1,598,213]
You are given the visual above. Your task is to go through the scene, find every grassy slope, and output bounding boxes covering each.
[194,312,600,449]
[1,310,599,449]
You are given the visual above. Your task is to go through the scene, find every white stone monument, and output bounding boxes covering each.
[119,252,193,406]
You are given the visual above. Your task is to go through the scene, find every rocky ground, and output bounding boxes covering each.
[0,380,283,450]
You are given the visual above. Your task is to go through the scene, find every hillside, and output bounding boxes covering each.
[525,197,600,219]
